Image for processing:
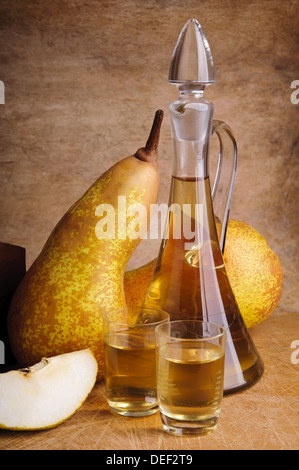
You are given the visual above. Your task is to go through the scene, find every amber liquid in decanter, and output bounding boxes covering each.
[144,175,264,394]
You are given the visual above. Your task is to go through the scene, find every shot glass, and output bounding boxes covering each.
[103,307,169,417]
[155,320,226,436]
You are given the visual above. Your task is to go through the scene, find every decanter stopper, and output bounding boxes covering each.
[168,18,215,86]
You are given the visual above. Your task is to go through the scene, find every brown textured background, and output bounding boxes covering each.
[0,0,298,313]
[0,0,298,451]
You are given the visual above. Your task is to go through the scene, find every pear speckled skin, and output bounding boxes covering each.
[8,111,163,381]
[223,220,283,329]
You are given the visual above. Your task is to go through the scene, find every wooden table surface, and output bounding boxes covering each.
[0,311,298,451]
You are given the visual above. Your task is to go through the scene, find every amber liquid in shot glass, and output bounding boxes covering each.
[104,328,157,415]
[103,307,169,417]
[156,320,225,435]
[158,341,224,423]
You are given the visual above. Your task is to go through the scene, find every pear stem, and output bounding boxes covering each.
[135,109,164,162]
[145,109,164,153]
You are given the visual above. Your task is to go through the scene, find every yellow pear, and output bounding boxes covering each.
[124,219,283,329]
[223,219,283,328]
[8,110,164,381]
[125,258,156,308]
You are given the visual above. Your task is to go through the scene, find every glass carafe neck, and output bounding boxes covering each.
[169,90,214,179]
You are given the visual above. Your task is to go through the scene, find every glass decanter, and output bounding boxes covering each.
[144,19,264,394]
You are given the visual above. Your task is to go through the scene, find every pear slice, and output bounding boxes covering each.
[0,348,98,430]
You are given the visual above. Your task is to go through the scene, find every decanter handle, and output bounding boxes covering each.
[211,120,237,253]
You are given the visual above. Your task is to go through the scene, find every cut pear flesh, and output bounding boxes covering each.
[0,348,98,430]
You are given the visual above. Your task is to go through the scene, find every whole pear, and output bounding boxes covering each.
[8,110,164,381]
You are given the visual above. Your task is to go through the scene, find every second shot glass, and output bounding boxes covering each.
[155,320,226,436]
